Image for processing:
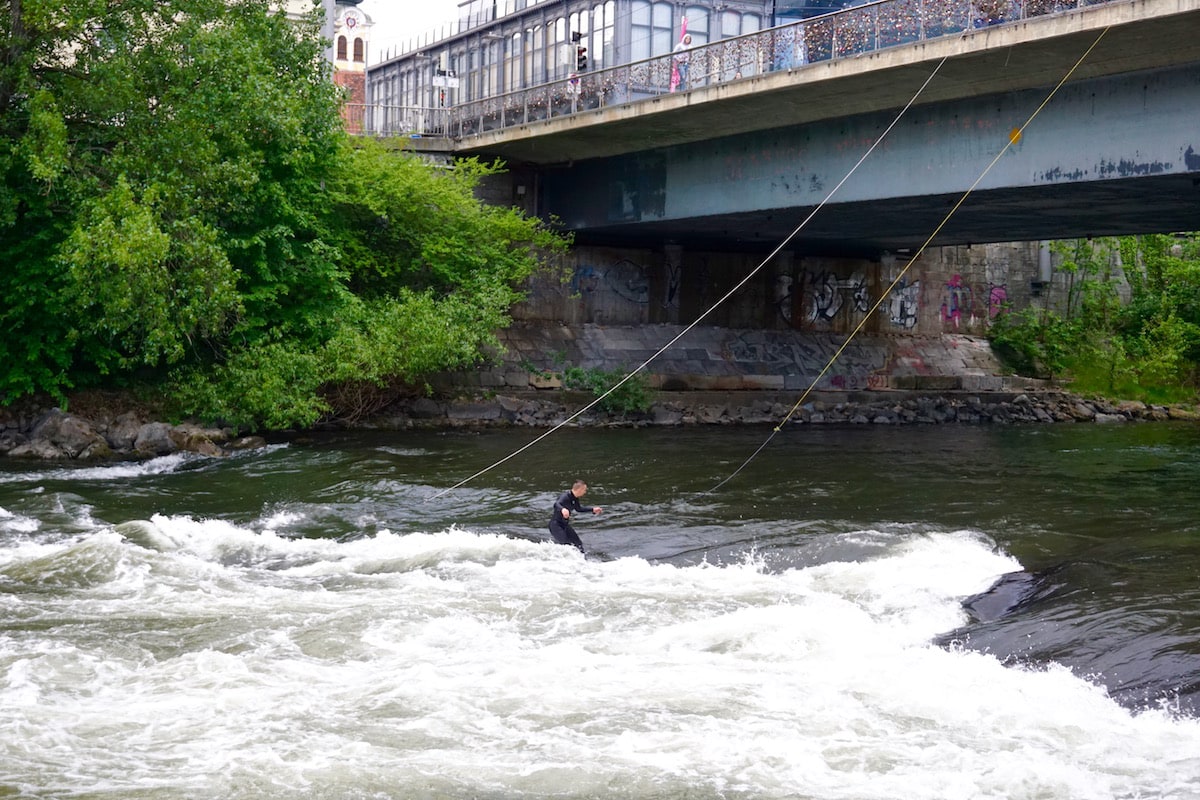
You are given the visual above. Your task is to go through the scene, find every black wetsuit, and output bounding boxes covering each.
[549,489,593,551]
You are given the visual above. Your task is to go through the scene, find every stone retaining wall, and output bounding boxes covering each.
[367,389,1198,430]
[438,324,1033,394]
[4,321,1197,463]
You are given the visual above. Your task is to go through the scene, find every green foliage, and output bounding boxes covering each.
[60,176,239,372]
[1,0,343,399]
[164,141,569,431]
[988,306,1075,379]
[2,0,571,428]
[168,339,328,431]
[328,140,567,299]
[169,287,526,430]
[989,235,1200,403]
[562,366,653,416]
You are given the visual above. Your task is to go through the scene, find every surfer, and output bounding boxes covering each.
[549,480,602,552]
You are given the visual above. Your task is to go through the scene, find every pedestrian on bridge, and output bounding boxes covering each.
[671,34,693,92]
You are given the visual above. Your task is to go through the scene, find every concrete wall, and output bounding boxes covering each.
[514,240,1049,337]
[478,323,1020,394]
[423,240,1096,395]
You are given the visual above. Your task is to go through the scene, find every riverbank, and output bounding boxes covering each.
[3,386,1198,462]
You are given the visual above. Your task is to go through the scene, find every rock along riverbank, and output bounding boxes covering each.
[4,388,1197,463]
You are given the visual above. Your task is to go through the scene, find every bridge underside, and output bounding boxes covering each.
[537,62,1200,256]
[566,173,1200,256]
[448,1,1200,255]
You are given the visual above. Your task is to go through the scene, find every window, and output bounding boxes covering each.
[683,6,709,45]
[631,1,675,60]
[506,31,522,91]
[532,25,544,84]
[353,38,364,62]
[599,1,615,68]
[484,40,500,98]
[721,10,762,38]
[651,2,674,55]
[337,35,348,60]
[550,17,567,79]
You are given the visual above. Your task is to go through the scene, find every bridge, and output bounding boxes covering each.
[372,0,1200,255]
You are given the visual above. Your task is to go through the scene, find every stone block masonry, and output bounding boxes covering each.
[437,323,1035,395]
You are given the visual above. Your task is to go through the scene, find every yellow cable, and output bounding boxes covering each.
[427,56,949,501]
[705,25,1112,494]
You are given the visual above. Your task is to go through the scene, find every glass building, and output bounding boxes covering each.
[367,0,775,112]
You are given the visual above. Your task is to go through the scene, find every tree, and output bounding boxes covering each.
[989,234,1200,402]
[169,140,570,429]
[1,0,343,398]
[2,1,570,428]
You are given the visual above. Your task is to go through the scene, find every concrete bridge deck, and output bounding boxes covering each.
[453,0,1200,167]
[420,0,1199,254]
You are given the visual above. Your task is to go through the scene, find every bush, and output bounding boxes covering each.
[562,365,652,416]
[989,235,1200,403]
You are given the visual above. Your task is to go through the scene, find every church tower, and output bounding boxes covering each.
[333,0,372,133]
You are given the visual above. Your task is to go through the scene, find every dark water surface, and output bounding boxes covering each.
[2,421,1199,798]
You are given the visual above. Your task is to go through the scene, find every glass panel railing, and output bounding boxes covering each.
[355,0,1113,139]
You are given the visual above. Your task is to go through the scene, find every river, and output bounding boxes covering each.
[2,421,1199,799]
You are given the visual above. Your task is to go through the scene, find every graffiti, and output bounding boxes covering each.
[886,278,921,329]
[810,271,841,321]
[571,265,602,296]
[727,332,885,374]
[603,259,651,304]
[563,260,650,304]
[809,269,870,323]
[827,372,890,391]
[774,268,871,328]
[851,272,871,313]
[661,259,682,311]
[941,274,974,328]
[939,275,1009,328]
[987,283,1008,318]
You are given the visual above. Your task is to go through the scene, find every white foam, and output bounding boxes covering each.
[1,525,1198,798]
[0,453,194,485]
[0,506,39,534]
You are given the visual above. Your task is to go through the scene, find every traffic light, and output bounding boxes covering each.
[576,46,588,72]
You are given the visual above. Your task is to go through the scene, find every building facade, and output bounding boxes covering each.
[367,0,774,114]
[331,1,373,132]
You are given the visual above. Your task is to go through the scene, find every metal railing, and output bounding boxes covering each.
[355,0,1114,140]
[342,104,451,138]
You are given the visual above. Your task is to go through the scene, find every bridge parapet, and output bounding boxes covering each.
[440,0,1111,140]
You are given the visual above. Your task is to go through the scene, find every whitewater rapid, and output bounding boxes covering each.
[2,503,1199,799]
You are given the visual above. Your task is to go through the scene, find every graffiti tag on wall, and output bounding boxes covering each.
[886,277,921,329]
[987,284,1008,318]
[941,274,972,328]
[940,273,1009,329]
[774,268,871,328]
[726,332,887,389]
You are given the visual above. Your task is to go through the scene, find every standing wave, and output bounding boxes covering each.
[1,522,1198,799]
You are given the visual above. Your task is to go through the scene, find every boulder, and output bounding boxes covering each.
[106,411,143,451]
[168,424,225,457]
[29,409,110,459]
[1069,402,1097,421]
[134,422,178,456]
[652,407,683,426]
[0,431,27,455]
[8,439,69,460]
